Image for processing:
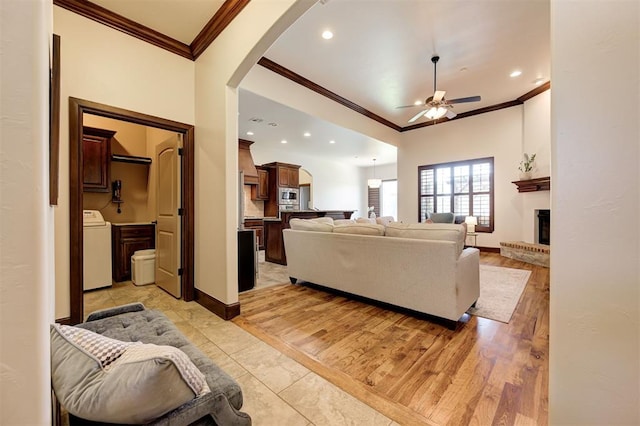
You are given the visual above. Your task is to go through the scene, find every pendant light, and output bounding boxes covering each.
[368,158,382,189]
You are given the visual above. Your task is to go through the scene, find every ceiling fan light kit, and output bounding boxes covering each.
[399,54,481,123]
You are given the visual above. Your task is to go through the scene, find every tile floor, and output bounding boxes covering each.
[83,252,395,426]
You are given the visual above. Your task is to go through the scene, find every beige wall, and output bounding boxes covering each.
[550,1,639,423]
[53,6,195,318]
[192,0,313,305]
[0,0,54,423]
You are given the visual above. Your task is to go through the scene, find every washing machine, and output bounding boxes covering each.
[83,210,113,290]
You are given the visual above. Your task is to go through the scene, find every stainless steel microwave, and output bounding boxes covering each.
[279,187,299,203]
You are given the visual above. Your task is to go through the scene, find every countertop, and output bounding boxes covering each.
[112,222,155,226]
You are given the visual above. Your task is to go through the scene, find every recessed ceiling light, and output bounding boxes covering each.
[246,131,254,136]
[303,132,311,137]
[534,78,545,86]
[414,100,422,106]
[281,140,287,144]
[329,140,336,144]
[322,30,333,40]
[268,122,277,127]
[510,70,522,78]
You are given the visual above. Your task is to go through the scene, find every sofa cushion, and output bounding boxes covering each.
[426,212,455,223]
[334,219,356,225]
[385,223,466,255]
[356,217,376,224]
[334,223,385,236]
[310,216,334,224]
[289,218,334,232]
[51,324,209,424]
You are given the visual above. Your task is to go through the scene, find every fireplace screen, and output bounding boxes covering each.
[538,210,550,245]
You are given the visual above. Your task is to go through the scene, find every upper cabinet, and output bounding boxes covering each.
[251,166,269,200]
[276,164,299,188]
[82,126,116,192]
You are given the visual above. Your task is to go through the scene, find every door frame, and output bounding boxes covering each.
[69,97,195,325]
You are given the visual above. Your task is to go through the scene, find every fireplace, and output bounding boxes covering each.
[537,209,550,245]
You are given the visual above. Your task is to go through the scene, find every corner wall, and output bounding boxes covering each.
[550,1,639,423]
[1,0,54,423]
[193,0,313,305]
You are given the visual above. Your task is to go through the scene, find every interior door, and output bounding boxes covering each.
[155,134,182,297]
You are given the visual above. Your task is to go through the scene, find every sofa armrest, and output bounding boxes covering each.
[455,248,481,313]
[85,303,146,322]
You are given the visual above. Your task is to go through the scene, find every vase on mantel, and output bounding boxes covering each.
[519,171,532,181]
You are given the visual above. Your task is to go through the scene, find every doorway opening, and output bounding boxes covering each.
[68,97,195,325]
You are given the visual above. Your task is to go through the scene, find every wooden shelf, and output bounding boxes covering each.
[111,154,152,165]
[512,176,551,192]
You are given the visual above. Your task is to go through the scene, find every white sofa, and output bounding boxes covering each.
[283,221,480,329]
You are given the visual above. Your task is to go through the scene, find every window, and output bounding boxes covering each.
[368,179,397,220]
[418,157,494,232]
[380,180,397,219]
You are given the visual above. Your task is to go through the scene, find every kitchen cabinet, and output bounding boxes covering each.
[111,223,155,282]
[244,218,264,250]
[82,126,116,192]
[277,165,299,187]
[251,166,269,201]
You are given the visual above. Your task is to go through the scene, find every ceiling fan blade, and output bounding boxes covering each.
[445,109,457,119]
[396,103,423,109]
[433,90,446,102]
[408,109,428,123]
[447,95,481,104]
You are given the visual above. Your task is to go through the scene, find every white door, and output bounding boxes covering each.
[155,134,182,298]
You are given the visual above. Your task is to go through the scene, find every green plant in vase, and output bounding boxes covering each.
[518,153,536,180]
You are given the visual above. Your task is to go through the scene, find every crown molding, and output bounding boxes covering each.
[258,57,403,132]
[53,0,193,59]
[54,0,250,61]
[191,0,250,60]
[55,0,551,132]
[259,57,551,133]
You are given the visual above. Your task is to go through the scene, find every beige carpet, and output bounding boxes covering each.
[468,265,532,323]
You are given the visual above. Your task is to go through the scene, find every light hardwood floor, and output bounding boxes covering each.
[233,253,549,426]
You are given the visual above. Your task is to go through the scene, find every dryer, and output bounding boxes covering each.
[83,210,113,290]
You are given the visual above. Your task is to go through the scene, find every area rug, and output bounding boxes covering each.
[468,265,532,323]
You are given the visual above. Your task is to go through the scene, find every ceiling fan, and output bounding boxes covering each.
[398,55,481,123]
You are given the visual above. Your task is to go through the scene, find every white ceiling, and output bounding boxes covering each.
[84,0,551,168]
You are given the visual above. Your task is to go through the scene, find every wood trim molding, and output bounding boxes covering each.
[53,0,193,59]
[258,57,403,132]
[478,246,501,253]
[195,288,241,320]
[50,34,61,205]
[518,81,551,102]
[191,0,251,60]
[68,97,195,324]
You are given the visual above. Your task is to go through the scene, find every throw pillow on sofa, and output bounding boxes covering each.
[289,218,334,232]
[355,217,376,224]
[375,216,395,226]
[51,324,210,424]
[334,223,385,236]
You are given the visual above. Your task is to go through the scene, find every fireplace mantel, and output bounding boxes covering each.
[512,176,550,193]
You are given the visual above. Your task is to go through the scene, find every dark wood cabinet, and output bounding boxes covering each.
[244,219,264,250]
[82,126,115,192]
[277,165,299,187]
[262,162,301,217]
[251,167,269,200]
[111,224,155,282]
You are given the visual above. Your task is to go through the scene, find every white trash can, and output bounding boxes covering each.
[131,249,155,286]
